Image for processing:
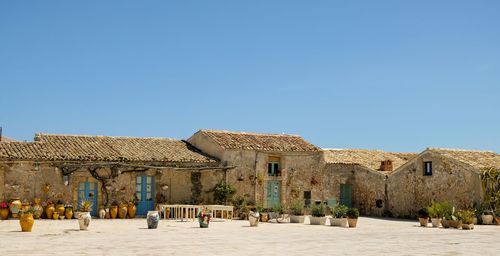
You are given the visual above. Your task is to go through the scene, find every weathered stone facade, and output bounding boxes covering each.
[386,150,483,218]
[1,130,497,219]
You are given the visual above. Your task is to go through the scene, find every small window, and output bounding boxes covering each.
[267,161,280,176]
[424,161,432,176]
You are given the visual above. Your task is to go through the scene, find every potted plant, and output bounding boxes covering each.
[481,209,494,225]
[457,209,475,230]
[309,203,327,225]
[78,200,92,231]
[290,201,306,223]
[428,201,443,227]
[441,201,454,228]
[260,208,269,222]
[330,204,349,227]
[418,208,429,227]
[19,207,35,232]
[347,208,359,228]
[198,209,211,228]
[445,206,461,229]
[0,201,9,220]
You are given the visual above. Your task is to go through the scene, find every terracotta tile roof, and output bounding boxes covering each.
[323,149,416,172]
[0,133,216,163]
[428,148,500,169]
[198,129,320,152]
[0,136,17,143]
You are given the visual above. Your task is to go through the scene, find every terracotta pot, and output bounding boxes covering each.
[441,219,450,228]
[118,204,128,219]
[419,218,429,227]
[481,214,494,225]
[56,204,65,217]
[260,213,269,222]
[110,206,118,219]
[65,207,74,220]
[78,212,91,230]
[449,220,462,229]
[330,217,348,227]
[461,223,474,230]
[20,213,34,232]
[45,204,55,219]
[347,218,358,228]
[431,218,441,228]
[0,208,9,220]
[9,199,22,218]
[127,204,137,218]
[310,216,327,225]
[290,215,305,223]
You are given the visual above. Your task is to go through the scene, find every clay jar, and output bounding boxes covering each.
[110,205,118,219]
[45,204,55,219]
[118,204,128,219]
[56,204,65,217]
[20,213,35,232]
[127,203,137,219]
[65,207,74,220]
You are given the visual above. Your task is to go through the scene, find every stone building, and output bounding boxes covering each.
[386,148,500,218]
[187,129,322,209]
[0,133,225,216]
[1,129,498,218]
[322,149,416,216]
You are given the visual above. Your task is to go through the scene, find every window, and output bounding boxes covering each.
[267,161,281,176]
[424,161,432,176]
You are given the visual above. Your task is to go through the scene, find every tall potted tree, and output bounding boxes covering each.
[78,200,92,231]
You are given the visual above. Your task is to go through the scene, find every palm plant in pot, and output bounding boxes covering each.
[417,208,429,227]
[330,204,349,227]
[440,201,454,228]
[428,201,444,227]
[457,209,475,230]
[289,201,305,223]
[347,208,359,228]
[309,203,327,225]
[78,200,93,231]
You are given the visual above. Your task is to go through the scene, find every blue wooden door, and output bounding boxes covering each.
[136,176,155,216]
[340,184,352,207]
[77,182,98,216]
[266,180,281,209]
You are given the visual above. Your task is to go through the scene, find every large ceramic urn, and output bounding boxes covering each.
[147,211,159,229]
[249,211,260,227]
[118,204,128,219]
[9,199,22,218]
[127,203,137,219]
[45,204,55,219]
[32,198,43,219]
[20,213,35,232]
[78,212,91,231]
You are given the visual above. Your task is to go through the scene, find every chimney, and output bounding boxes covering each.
[379,160,393,172]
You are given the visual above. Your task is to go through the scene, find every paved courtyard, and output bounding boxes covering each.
[0,217,499,255]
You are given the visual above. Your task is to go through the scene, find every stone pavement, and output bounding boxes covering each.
[0,217,498,255]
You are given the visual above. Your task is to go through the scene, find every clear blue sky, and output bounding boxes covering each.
[1,1,499,152]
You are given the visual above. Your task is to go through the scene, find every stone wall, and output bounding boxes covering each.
[386,151,483,218]
[0,161,225,209]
